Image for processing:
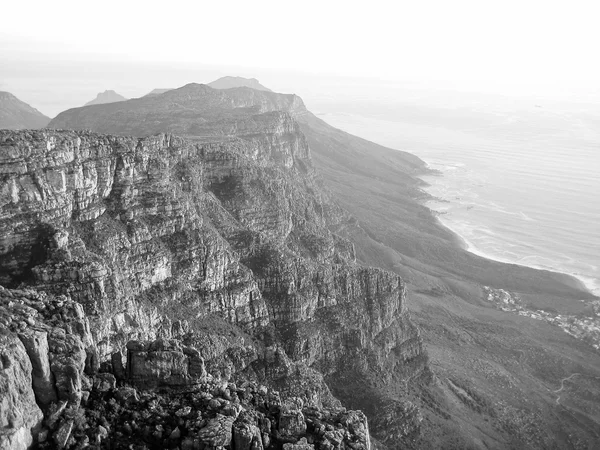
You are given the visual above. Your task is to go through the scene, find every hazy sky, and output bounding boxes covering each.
[2,0,600,113]
[4,0,599,82]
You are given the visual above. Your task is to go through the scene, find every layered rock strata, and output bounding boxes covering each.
[0,128,423,376]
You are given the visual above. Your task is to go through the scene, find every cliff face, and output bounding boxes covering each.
[0,287,93,449]
[1,81,430,448]
[1,113,426,446]
[0,124,423,368]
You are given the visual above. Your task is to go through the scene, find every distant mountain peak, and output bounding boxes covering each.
[0,91,50,129]
[84,90,127,106]
[49,82,306,136]
[208,76,272,92]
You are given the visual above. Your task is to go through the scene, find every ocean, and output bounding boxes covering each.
[317,98,600,296]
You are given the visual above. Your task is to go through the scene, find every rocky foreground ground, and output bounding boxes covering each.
[1,286,370,450]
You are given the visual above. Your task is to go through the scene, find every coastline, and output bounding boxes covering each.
[306,107,600,448]
[419,169,600,299]
[313,110,600,300]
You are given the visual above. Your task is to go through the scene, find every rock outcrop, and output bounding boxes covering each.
[0,285,371,449]
[89,355,372,450]
[0,127,424,375]
[0,287,93,448]
[126,339,207,388]
[0,328,43,450]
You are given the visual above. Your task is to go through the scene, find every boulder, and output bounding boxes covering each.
[279,399,307,438]
[233,422,263,450]
[126,339,207,388]
[196,414,236,447]
[17,329,58,407]
[0,331,43,450]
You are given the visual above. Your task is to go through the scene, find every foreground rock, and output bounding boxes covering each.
[0,287,93,448]
[0,328,43,450]
[81,372,371,450]
[0,285,371,449]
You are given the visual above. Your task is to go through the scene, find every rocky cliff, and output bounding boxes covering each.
[1,106,426,447]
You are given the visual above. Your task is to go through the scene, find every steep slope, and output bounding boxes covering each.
[209,76,273,92]
[84,90,127,106]
[0,91,50,129]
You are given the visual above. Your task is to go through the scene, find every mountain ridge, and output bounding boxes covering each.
[49,83,307,137]
[84,89,128,106]
[209,76,273,92]
[0,91,50,129]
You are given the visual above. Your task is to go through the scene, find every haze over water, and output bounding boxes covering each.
[317,93,600,296]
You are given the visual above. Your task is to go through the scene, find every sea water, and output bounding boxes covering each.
[317,97,600,296]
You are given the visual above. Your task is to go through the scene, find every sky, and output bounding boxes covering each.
[2,0,600,114]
